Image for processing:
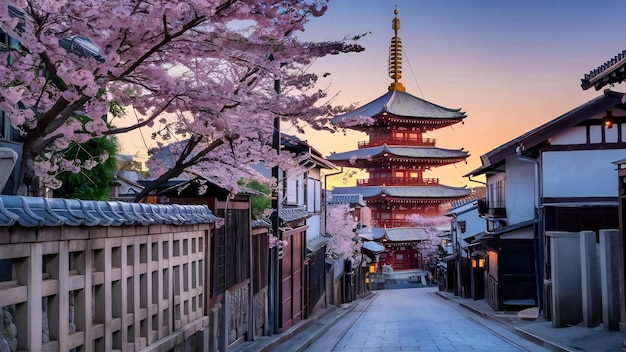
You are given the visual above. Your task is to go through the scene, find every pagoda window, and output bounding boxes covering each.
[380,213,391,220]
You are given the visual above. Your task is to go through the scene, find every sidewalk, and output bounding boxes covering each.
[230,293,375,352]
[436,290,626,352]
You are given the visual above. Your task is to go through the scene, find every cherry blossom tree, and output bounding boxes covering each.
[324,204,364,265]
[406,214,451,258]
[0,0,364,197]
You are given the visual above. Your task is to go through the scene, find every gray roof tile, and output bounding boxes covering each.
[0,195,218,227]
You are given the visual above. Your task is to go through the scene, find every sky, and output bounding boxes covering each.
[118,0,626,190]
[288,0,626,189]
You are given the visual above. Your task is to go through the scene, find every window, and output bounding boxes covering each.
[488,178,505,209]
[307,178,321,213]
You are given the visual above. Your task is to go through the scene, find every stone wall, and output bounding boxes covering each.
[228,284,250,344]
[254,287,268,336]
[0,222,211,351]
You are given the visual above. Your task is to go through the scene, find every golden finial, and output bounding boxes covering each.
[388,6,405,92]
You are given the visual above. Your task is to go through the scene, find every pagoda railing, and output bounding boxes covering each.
[373,219,411,228]
[357,176,439,186]
[358,137,436,148]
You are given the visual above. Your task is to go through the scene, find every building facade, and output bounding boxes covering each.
[468,89,625,320]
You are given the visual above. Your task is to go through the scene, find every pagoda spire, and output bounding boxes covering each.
[388,7,406,92]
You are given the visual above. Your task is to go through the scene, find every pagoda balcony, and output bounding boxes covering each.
[358,137,436,148]
[357,176,439,186]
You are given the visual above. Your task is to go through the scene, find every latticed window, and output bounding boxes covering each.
[488,178,506,209]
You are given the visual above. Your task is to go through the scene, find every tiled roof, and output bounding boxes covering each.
[0,195,218,227]
[581,50,626,90]
[277,206,310,222]
[466,90,626,177]
[328,194,366,207]
[331,90,466,124]
[368,228,386,240]
[331,185,471,199]
[307,234,329,252]
[252,218,272,229]
[362,241,385,253]
[385,227,430,242]
[327,145,468,162]
[446,196,482,214]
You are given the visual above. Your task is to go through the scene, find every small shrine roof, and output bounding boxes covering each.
[331,90,466,125]
[362,241,385,253]
[367,227,386,240]
[331,185,471,199]
[327,145,468,162]
[385,227,430,242]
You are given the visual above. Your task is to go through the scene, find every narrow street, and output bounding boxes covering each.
[303,287,549,352]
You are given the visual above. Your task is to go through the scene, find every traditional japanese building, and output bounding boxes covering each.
[328,9,472,271]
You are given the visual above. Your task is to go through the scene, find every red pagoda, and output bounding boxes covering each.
[328,9,471,272]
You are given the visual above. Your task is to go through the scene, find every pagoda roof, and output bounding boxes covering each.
[331,185,471,199]
[331,90,466,125]
[327,144,468,162]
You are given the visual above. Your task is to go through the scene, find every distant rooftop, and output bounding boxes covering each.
[328,194,366,207]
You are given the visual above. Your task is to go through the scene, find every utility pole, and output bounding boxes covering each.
[268,54,282,334]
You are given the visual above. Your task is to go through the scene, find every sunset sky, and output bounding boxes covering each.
[291,0,626,189]
[117,1,626,190]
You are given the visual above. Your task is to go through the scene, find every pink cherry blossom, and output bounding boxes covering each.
[1,0,365,195]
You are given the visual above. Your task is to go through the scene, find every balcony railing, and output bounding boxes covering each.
[357,177,439,187]
[373,219,411,228]
[358,137,436,148]
[477,198,507,218]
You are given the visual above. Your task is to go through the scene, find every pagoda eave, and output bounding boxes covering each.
[329,158,468,169]
[367,196,464,204]
[345,117,465,132]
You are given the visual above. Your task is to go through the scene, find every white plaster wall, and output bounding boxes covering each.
[606,125,619,143]
[590,125,603,144]
[549,126,587,145]
[457,207,484,244]
[503,156,535,224]
[542,150,622,198]
[306,214,322,242]
[500,227,533,239]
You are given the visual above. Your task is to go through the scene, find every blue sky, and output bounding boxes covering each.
[294,0,626,187]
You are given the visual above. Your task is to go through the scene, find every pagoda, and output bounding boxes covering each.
[328,8,471,271]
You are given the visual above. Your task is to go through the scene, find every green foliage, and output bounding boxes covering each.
[53,137,117,200]
[240,179,271,220]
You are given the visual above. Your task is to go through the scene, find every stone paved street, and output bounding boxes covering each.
[305,287,548,352]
